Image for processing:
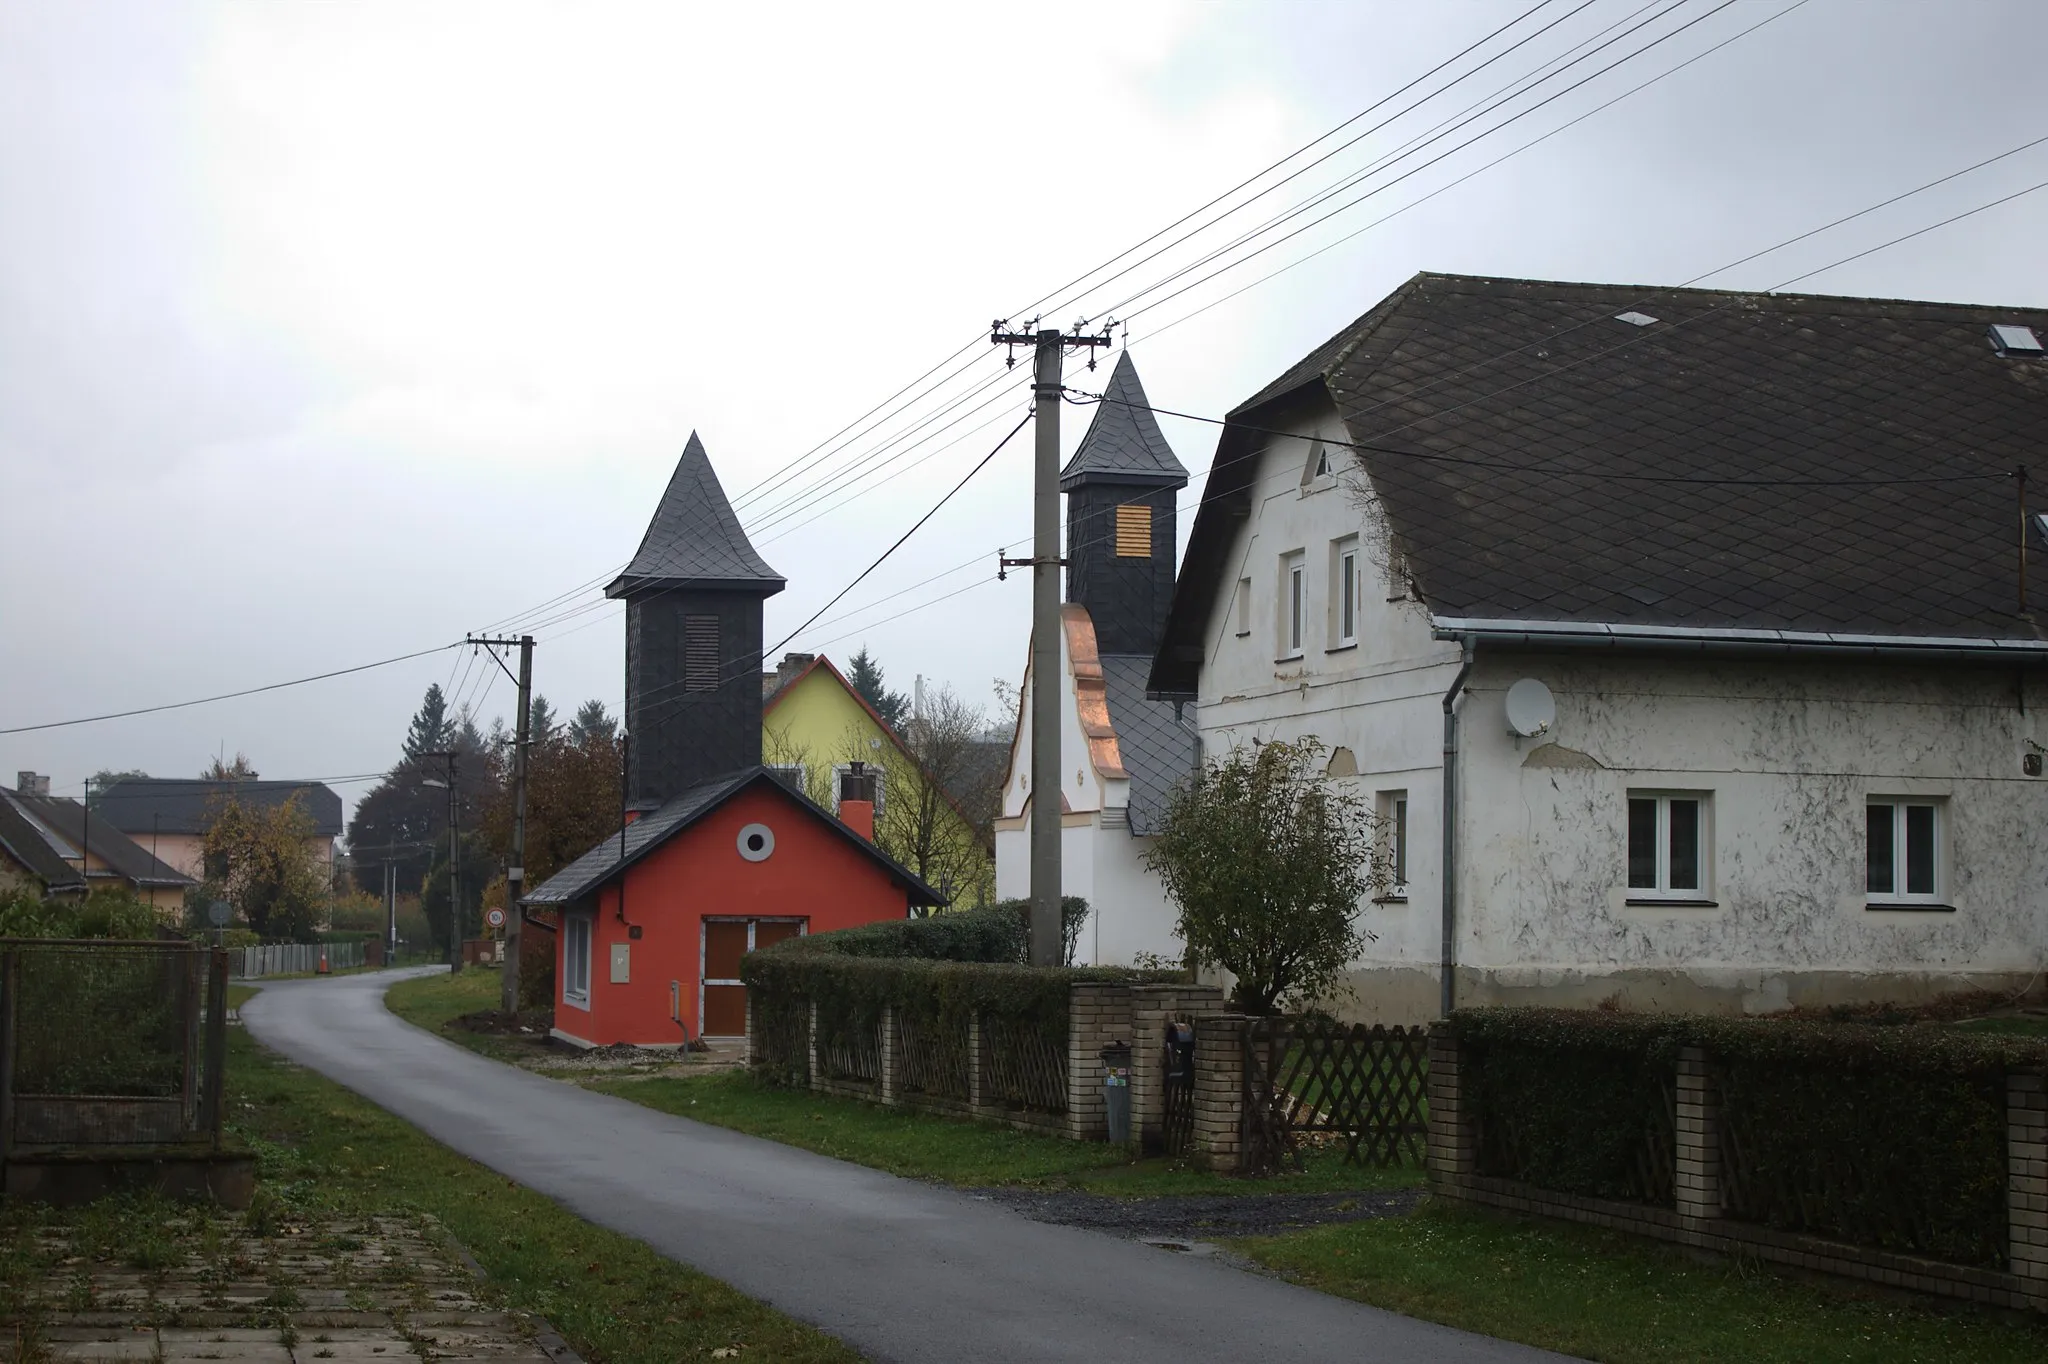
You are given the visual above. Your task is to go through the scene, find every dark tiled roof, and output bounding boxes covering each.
[1098,656,1197,836]
[0,789,87,893]
[522,767,942,907]
[1061,353,1191,491]
[95,778,344,838]
[606,432,785,598]
[1153,272,2048,693]
[4,789,193,888]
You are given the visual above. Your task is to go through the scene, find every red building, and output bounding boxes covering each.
[523,434,940,1045]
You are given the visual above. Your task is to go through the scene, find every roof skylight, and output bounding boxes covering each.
[1615,311,1659,327]
[1988,323,2044,356]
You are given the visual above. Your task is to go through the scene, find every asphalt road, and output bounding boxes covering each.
[242,969,1572,1364]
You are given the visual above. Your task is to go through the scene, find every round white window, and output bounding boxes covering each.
[737,823,775,862]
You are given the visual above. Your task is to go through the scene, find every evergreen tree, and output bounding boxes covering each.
[569,699,617,746]
[528,694,559,746]
[403,685,456,761]
[846,645,910,729]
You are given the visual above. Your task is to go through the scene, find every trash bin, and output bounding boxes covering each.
[1100,1040,1133,1144]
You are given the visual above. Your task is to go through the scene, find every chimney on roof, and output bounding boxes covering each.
[837,761,877,842]
[777,652,816,685]
[15,772,49,798]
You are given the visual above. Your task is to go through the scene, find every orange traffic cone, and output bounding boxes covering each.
[317,950,330,975]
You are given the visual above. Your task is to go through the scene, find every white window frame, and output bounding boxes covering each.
[1331,538,1359,649]
[1300,437,1335,492]
[1280,552,1305,658]
[766,763,806,793]
[562,913,593,1010]
[1866,798,1946,906]
[1377,790,1408,900]
[700,916,808,1037]
[1625,791,1713,902]
[831,762,886,817]
[1235,577,1252,638]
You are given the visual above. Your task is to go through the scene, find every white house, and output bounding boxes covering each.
[996,354,1200,966]
[1147,272,2048,1022]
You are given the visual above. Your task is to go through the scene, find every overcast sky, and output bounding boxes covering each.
[5,0,2047,826]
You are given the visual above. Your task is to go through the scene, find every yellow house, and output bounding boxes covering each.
[760,654,995,908]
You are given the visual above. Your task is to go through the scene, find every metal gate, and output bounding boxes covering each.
[1161,1020,1195,1157]
[0,940,229,1153]
[1242,1016,1428,1173]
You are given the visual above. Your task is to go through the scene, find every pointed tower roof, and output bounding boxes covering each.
[1059,353,1190,492]
[605,432,785,599]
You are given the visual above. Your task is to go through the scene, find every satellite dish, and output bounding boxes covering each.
[1505,679,1555,739]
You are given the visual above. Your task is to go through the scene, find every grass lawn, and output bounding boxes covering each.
[216,1020,859,1363]
[1238,1203,2048,1364]
[1952,1014,2048,1038]
[387,968,1421,1197]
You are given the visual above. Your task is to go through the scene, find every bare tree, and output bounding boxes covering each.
[851,686,998,908]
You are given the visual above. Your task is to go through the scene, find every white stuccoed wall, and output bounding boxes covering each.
[1185,390,2048,1021]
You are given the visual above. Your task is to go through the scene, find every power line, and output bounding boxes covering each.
[0,644,458,737]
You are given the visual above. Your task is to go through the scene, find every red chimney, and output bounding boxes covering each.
[837,762,877,842]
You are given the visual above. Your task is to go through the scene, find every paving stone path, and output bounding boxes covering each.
[3,1217,567,1364]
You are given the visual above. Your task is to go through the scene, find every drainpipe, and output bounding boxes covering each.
[1440,635,1476,1019]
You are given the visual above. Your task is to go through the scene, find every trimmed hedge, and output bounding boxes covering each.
[1446,1008,2048,1268]
[776,898,1089,965]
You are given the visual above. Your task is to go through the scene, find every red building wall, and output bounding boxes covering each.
[553,782,910,1047]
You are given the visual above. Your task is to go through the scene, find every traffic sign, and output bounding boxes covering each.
[207,900,231,928]
[485,907,507,929]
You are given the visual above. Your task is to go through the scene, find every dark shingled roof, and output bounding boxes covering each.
[0,789,87,893]
[1061,353,1190,491]
[2,788,193,889]
[1098,656,1196,836]
[606,432,785,599]
[95,778,344,838]
[522,767,943,907]
[1154,272,2048,694]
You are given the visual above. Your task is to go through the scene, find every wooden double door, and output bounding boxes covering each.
[701,917,805,1037]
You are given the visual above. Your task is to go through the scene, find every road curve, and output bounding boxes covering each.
[242,970,1570,1364]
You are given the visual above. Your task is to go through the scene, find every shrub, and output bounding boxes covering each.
[782,898,1088,965]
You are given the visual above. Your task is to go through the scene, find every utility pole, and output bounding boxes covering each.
[468,634,535,1013]
[992,320,1114,965]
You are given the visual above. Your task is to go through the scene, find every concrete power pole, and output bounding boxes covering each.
[992,321,1113,965]
[467,634,535,1013]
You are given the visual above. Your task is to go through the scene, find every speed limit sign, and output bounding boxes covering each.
[485,907,507,930]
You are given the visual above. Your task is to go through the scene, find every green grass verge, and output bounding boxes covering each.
[1238,1203,2048,1364]
[1953,1015,2048,1038]
[225,1024,858,1362]
[387,967,1419,1197]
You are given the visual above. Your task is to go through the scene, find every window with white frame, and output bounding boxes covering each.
[832,763,886,816]
[1378,790,1408,898]
[1626,792,1711,899]
[1867,799,1944,904]
[766,763,806,793]
[1280,552,1305,657]
[1332,538,1359,648]
[563,914,592,1007]
[1235,577,1252,637]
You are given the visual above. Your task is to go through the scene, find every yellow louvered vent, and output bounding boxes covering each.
[1115,504,1151,557]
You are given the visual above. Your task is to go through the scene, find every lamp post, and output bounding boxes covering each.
[420,750,459,972]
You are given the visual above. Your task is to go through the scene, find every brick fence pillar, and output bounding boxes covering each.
[807,1000,821,1094]
[1674,1044,1723,1222]
[1190,1013,1248,1173]
[1066,982,1133,1140]
[2012,1068,2048,1310]
[966,1013,988,1118]
[1129,984,1225,1153]
[744,989,756,1067]
[878,1004,899,1106]
[1425,1023,1475,1190]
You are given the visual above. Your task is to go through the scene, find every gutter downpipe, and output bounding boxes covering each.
[1440,635,1476,1020]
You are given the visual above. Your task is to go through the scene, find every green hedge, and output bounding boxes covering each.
[778,898,1089,965]
[1446,1008,2048,1267]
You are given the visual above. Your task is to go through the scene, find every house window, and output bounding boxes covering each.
[1301,438,1332,488]
[1235,578,1252,637]
[1868,799,1944,904]
[683,614,719,691]
[563,914,592,1008]
[1626,792,1710,900]
[1378,790,1408,898]
[1114,504,1152,557]
[767,764,805,794]
[832,764,886,817]
[1280,553,1305,657]
[1333,539,1359,648]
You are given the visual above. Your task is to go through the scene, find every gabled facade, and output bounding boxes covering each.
[1152,273,2048,1021]
[761,652,993,905]
[526,436,933,1043]
[94,777,343,883]
[1,774,194,909]
[996,355,1200,965]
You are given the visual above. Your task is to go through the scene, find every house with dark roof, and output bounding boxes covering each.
[995,354,1201,965]
[523,435,942,1046]
[1,773,194,909]
[93,777,344,885]
[1149,272,2048,1021]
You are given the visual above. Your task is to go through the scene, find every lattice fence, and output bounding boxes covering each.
[815,1000,881,1089]
[895,1008,970,1103]
[980,1012,1067,1114]
[750,990,812,1087]
[1162,1018,1196,1158]
[1470,1043,1676,1206]
[1242,1017,1429,1173]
